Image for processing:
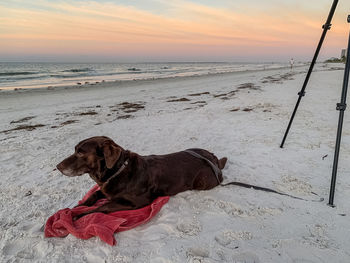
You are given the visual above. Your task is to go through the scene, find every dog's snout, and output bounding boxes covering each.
[56,155,86,177]
[56,162,64,172]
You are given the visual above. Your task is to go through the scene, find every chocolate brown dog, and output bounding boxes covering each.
[57,136,227,219]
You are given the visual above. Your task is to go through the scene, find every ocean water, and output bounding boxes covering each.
[0,62,291,91]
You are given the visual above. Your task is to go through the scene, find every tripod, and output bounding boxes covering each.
[280,3,350,206]
[280,0,338,148]
[329,16,350,206]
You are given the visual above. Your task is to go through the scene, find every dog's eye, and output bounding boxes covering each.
[76,150,85,157]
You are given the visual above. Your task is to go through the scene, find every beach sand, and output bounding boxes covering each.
[1,63,349,262]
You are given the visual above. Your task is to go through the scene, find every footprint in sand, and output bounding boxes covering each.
[187,258,205,263]
[149,257,173,263]
[215,233,240,249]
[231,252,260,263]
[187,247,210,258]
[2,241,26,256]
[2,240,35,260]
[274,175,313,195]
[85,248,108,263]
[214,230,252,249]
[302,224,333,249]
[176,219,202,237]
[33,241,54,257]
[20,222,44,237]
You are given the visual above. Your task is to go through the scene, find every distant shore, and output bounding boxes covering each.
[0,62,308,93]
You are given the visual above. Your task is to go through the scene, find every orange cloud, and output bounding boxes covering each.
[0,0,348,60]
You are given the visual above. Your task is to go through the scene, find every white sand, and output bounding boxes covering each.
[0,63,349,262]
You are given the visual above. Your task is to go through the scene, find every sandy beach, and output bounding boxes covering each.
[1,63,350,262]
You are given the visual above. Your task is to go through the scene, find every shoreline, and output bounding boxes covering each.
[0,63,310,95]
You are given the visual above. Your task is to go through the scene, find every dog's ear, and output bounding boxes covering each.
[102,142,122,169]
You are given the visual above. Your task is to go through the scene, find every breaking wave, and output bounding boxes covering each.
[62,68,92,73]
[0,71,37,76]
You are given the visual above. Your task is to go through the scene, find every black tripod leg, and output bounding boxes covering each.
[328,23,350,207]
[280,0,339,148]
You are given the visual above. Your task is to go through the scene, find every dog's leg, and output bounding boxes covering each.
[73,196,152,220]
[193,170,220,190]
[73,201,136,220]
[75,190,105,207]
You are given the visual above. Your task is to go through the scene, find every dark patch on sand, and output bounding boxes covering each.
[80,105,102,109]
[1,124,45,133]
[230,103,275,113]
[237,83,261,91]
[76,111,98,116]
[0,136,17,142]
[61,120,79,126]
[190,101,207,105]
[212,83,261,102]
[230,107,252,112]
[182,101,207,110]
[328,67,344,71]
[228,90,237,96]
[213,90,237,100]
[118,102,145,109]
[213,93,227,98]
[10,116,36,124]
[116,115,133,119]
[123,109,140,113]
[166,98,190,102]
[56,108,100,120]
[50,120,79,129]
[24,191,32,197]
[109,102,145,115]
[188,92,210,96]
[261,73,294,84]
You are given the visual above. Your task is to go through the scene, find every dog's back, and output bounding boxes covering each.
[140,148,227,195]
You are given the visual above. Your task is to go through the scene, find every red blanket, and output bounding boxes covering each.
[45,185,169,246]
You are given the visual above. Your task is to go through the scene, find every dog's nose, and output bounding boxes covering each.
[56,163,63,172]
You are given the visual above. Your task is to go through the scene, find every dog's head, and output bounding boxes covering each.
[56,136,123,179]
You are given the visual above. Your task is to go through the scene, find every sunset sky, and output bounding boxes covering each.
[0,0,349,62]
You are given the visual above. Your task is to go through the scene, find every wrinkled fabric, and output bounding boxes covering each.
[45,184,169,245]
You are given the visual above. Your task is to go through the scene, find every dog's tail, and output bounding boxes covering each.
[218,157,227,170]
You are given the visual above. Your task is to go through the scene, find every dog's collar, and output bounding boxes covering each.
[105,159,129,183]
